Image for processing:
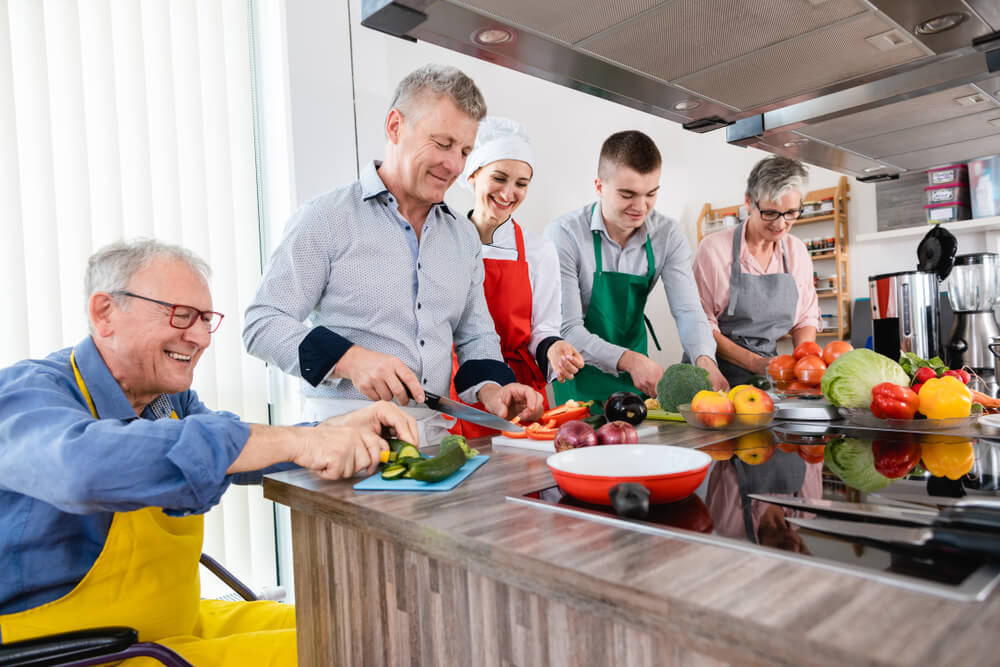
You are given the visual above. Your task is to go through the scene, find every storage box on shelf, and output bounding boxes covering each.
[696,175,851,341]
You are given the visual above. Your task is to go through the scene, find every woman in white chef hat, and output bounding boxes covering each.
[450,117,584,437]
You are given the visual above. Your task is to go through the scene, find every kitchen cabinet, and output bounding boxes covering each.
[696,176,851,341]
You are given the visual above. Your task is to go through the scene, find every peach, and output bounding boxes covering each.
[690,390,735,428]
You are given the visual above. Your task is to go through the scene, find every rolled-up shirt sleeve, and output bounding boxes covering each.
[0,371,249,516]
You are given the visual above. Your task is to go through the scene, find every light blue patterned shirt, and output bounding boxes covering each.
[243,161,512,400]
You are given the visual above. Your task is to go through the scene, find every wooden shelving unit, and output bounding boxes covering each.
[696,175,851,341]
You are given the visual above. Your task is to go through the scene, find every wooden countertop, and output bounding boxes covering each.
[264,423,1000,666]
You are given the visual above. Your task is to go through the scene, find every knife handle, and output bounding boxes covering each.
[938,508,1000,533]
[930,527,1000,560]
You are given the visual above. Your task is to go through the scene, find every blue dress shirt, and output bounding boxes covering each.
[0,337,254,615]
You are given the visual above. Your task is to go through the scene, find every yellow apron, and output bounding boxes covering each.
[0,352,296,665]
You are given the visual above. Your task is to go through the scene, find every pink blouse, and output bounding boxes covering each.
[693,225,821,334]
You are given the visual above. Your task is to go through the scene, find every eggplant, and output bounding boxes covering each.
[604,391,647,425]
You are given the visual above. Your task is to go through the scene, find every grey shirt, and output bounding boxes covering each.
[545,203,717,375]
[243,161,510,401]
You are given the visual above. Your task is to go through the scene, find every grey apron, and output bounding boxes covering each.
[716,223,798,386]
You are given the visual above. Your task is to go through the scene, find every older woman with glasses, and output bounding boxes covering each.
[692,156,821,385]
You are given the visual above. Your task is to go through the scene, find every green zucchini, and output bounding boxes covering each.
[395,444,421,462]
[582,414,608,429]
[406,440,468,482]
[388,438,414,453]
[380,463,408,480]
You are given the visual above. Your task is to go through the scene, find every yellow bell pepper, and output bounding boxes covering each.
[920,440,975,480]
[917,375,972,419]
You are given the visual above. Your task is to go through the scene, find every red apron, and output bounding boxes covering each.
[451,220,550,438]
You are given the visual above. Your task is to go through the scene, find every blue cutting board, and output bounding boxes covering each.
[353,455,490,492]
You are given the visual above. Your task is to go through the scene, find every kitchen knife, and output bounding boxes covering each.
[787,516,1000,560]
[868,491,1000,511]
[421,391,525,433]
[749,494,1000,533]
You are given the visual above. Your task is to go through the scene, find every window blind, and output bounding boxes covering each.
[1,0,277,595]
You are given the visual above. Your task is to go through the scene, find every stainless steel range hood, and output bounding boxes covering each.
[362,0,1000,179]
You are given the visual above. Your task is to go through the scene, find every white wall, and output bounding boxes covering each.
[269,0,883,369]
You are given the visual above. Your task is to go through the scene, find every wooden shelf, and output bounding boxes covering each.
[794,213,835,225]
[698,176,851,341]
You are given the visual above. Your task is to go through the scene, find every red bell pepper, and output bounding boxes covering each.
[525,420,559,440]
[540,401,591,427]
[500,417,527,439]
[870,382,920,420]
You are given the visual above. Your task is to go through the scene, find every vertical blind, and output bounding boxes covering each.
[1,0,277,594]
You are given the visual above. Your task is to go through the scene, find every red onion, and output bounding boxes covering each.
[554,420,598,452]
[596,420,638,445]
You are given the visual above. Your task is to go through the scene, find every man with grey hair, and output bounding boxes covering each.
[693,155,822,385]
[244,64,544,438]
[0,239,417,663]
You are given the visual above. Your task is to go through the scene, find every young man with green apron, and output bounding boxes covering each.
[546,131,727,405]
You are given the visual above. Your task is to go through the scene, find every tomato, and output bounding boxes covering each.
[777,442,798,454]
[793,341,822,360]
[540,401,591,427]
[785,380,821,395]
[822,340,853,365]
[872,439,921,478]
[767,354,797,381]
[793,355,826,385]
[797,444,826,464]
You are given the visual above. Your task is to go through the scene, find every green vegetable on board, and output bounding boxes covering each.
[819,349,909,408]
[656,363,712,413]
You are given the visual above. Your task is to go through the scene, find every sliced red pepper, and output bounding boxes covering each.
[540,402,591,427]
[870,382,920,420]
[525,419,559,440]
[500,417,528,439]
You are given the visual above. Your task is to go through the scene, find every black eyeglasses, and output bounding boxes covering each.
[113,291,224,333]
[754,201,803,222]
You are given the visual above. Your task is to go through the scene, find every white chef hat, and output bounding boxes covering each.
[459,116,535,191]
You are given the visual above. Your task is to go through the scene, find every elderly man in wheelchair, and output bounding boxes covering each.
[0,240,416,666]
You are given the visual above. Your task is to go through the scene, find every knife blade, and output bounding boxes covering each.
[787,516,1000,559]
[749,494,1000,532]
[422,391,525,433]
[868,491,1000,511]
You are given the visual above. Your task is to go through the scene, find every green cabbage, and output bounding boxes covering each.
[820,349,909,408]
[824,437,892,493]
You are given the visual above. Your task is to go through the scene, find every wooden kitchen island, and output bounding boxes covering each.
[263,425,1000,666]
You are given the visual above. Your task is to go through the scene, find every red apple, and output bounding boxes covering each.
[690,390,735,428]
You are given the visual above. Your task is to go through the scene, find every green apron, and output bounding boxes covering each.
[554,228,656,404]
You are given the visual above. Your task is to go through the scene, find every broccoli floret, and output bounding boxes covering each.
[656,363,712,412]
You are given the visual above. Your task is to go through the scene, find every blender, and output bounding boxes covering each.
[944,252,1000,396]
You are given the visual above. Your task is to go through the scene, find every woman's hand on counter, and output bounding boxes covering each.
[695,356,729,392]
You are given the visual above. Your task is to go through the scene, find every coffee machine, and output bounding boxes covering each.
[945,252,1000,395]
[869,270,942,361]
[868,225,956,363]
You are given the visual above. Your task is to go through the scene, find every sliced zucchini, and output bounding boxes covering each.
[395,444,421,462]
[380,464,408,480]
